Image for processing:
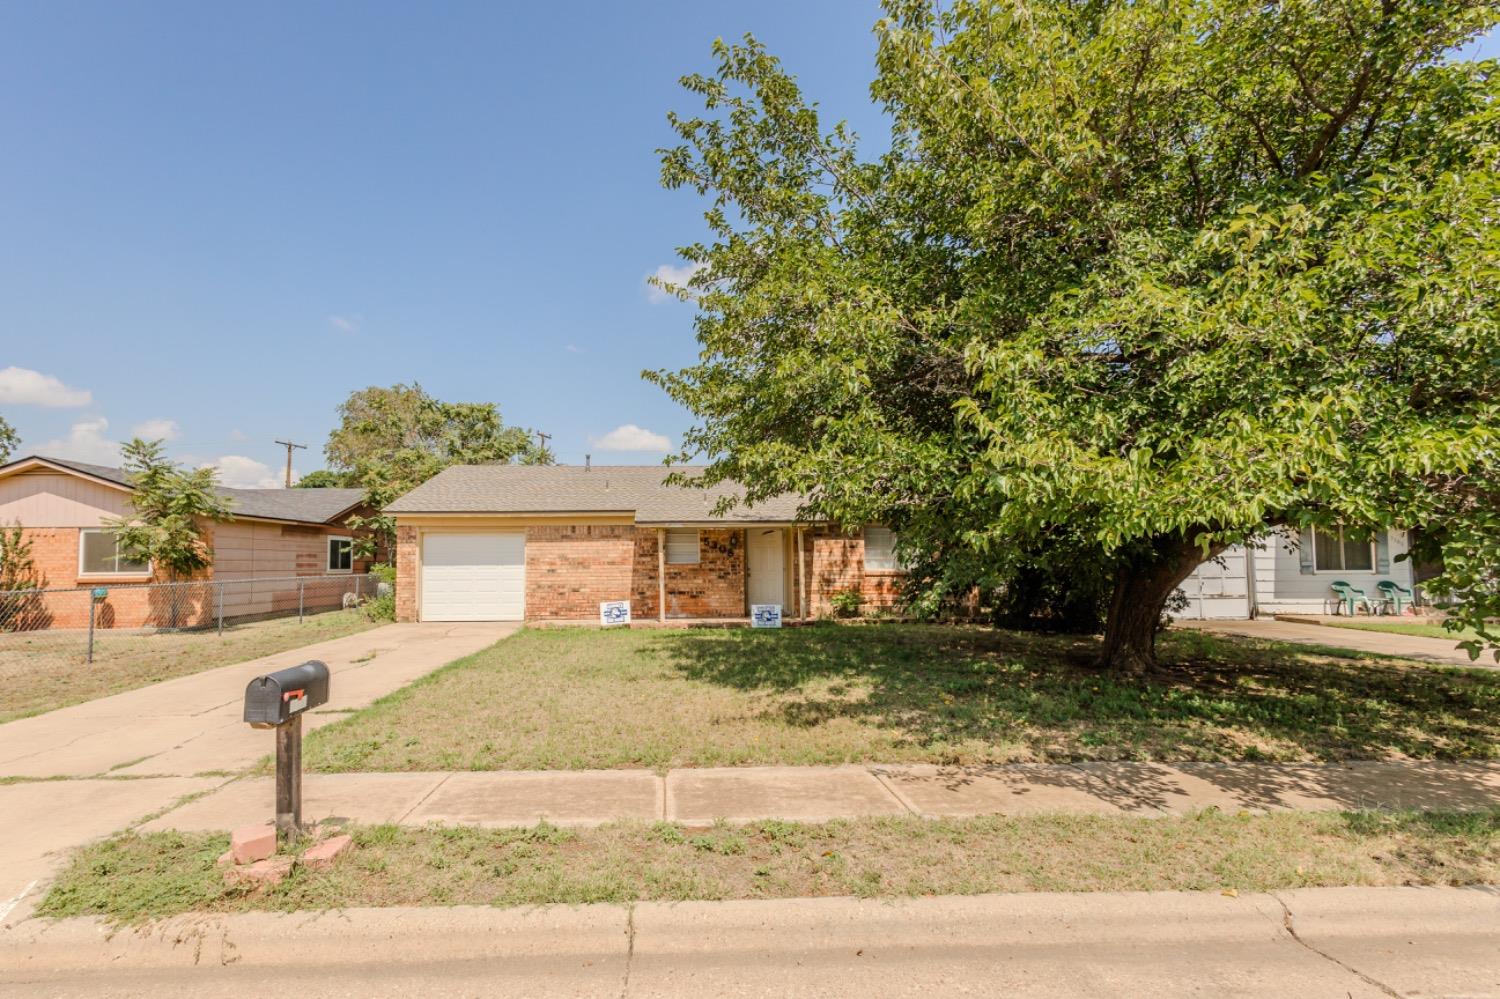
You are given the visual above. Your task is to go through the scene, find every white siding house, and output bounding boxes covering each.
[1175,527,1416,620]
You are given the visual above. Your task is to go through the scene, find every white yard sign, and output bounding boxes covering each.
[599,600,631,627]
[751,604,783,628]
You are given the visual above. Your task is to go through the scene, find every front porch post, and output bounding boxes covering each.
[656,527,666,623]
[796,527,807,621]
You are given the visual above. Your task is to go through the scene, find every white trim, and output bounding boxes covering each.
[326,535,354,574]
[77,527,151,577]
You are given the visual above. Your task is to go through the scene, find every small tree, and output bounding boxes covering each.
[105,439,232,583]
[0,520,48,632]
[0,415,16,465]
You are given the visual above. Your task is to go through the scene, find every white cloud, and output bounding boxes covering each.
[228,429,248,442]
[201,455,285,489]
[328,315,359,333]
[645,261,707,304]
[565,344,585,354]
[591,424,672,453]
[36,418,121,464]
[131,418,181,441]
[0,366,92,407]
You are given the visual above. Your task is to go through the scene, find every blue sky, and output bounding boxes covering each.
[1,5,1494,486]
[0,1,888,484]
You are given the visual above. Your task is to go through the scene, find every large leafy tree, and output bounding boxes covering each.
[650,0,1500,670]
[326,383,552,556]
[105,438,233,582]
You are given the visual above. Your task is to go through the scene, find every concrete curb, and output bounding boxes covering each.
[3,886,1495,980]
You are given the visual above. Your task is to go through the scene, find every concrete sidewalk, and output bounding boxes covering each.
[0,621,515,779]
[1177,617,1485,666]
[138,760,1500,832]
[4,886,1496,997]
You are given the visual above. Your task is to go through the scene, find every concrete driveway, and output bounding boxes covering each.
[0,621,515,921]
[1177,618,1487,667]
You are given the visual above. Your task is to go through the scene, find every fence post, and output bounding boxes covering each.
[299,580,305,624]
[217,581,225,636]
[87,592,96,664]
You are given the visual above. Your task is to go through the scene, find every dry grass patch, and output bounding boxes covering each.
[0,610,380,723]
[40,809,1500,925]
[298,625,1499,772]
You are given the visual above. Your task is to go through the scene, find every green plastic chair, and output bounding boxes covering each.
[1377,580,1413,615]
[1329,580,1370,616]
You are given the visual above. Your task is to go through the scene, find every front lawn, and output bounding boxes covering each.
[299,624,1499,771]
[0,610,381,724]
[40,810,1500,924]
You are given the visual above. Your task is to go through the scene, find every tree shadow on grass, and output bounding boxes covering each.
[647,624,1500,764]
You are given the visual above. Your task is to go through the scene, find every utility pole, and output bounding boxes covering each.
[535,431,551,456]
[274,439,306,488]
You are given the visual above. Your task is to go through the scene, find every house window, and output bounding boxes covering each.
[863,526,900,571]
[665,529,700,565]
[1311,527,1375,572]
[327,536,353,573]
[78,529,150,576]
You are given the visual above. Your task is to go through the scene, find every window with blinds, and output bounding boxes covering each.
[665,529,701,565]
[863,526,899,571]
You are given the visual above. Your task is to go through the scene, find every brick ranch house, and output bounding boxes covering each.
[0,455,374,628]
[387,464,904,623]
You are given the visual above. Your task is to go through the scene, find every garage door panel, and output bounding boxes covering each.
[421,532,525,621]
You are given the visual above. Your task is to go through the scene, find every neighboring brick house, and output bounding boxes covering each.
[385,464,906,623]
[0,455,374,628]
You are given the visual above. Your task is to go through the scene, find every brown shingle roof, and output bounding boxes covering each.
[385,464,806,524]
[0,455,365,525]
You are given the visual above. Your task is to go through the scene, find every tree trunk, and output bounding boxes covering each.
[1097,537,1223,674]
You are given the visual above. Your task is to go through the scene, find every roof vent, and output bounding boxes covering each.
[585,454,591,470]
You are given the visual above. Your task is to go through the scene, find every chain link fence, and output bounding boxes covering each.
[0,573,377,665]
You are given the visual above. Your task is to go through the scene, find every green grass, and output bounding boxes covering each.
[1311,618,1482,643]
[0,609,380,723]
[295,624,1499,772]
[39,810,1500,924]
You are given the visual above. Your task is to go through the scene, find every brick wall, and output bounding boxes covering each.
[395,525,418,622]
[525,524,636,619]
[9,526,216,629]
[660,528,745,619]
[807,528,905,617]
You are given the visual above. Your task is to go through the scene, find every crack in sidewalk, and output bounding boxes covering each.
[394,773,454,824]
[1271,892,1402,998]
[619,904,636,998]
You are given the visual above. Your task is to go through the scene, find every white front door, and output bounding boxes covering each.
[746,528,785,607]
[420,532,526,621]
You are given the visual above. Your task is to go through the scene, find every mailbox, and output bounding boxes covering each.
[243,661,330,729]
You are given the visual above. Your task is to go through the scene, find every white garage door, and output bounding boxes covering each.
[421,532,525,621]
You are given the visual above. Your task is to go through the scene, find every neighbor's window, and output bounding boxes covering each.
[665,529,700,565]
[1312,526,1374,572]
[327,536,353,573]
[78,529,150,576]
[863,527,901,571]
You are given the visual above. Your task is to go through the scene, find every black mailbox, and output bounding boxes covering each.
[243,661,330,728]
